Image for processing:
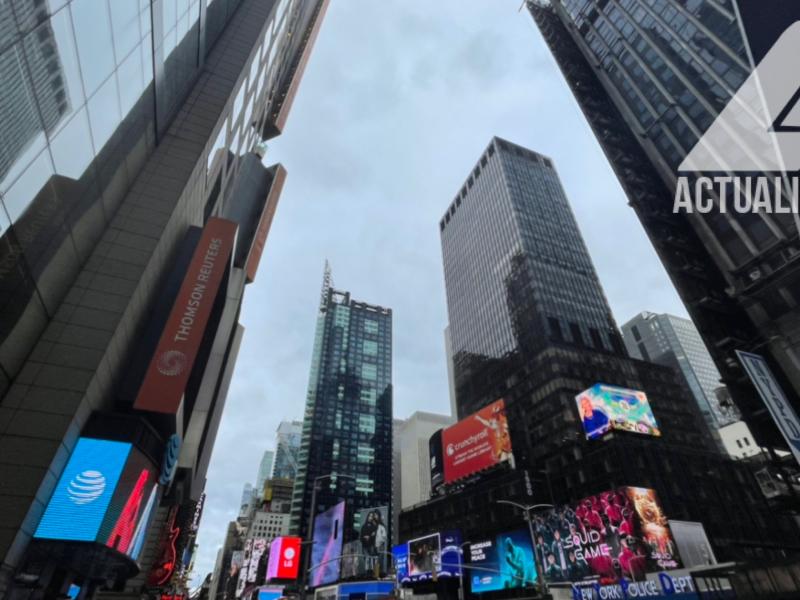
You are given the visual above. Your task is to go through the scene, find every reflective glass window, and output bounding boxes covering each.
[87,74,122,153]
[2,150,55,223]
[109,0,141,61]
[50,107,94,179]
[70,0,116,96]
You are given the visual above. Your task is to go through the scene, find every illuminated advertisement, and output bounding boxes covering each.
[532,487,681,584]
[311,501,345,587]
[401,530,462,583]
[429,429,444,494]
[35,438,131,542]
[669,521,716,568]
[575,384,660,440]
[257,587,284,600]
[237,538,254,596]
[442,399,513,484]
[468,529,537,593]
[248,538,268,582]
[353,505,389,576]
[267,536,301,580]
[392,544,410,584]
[134,217,238,415]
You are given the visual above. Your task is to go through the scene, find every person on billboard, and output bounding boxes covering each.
[550,529,568,571]
[374,510,388,571]
[578,394,609,438]
[565,550,589,580]
[501,537,526,588]
[618,537,647,581]
[543,554,564,581]
[474,406,513,463]
[360,511,379,570]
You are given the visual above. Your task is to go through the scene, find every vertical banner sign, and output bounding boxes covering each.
[737,351,800,466]
[134,218,238,414]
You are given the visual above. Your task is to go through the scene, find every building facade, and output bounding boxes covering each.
[415,137,799,571]
[396,412,455,509]
[290,266,393,546]
[271,420,303,480]
[621,311,740,435]
[0,0,329,596]
[255,450,275,493]
[527,0,800,450]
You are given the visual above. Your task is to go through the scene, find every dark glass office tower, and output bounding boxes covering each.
[291,265,393,544]
[416,137,799,566]
[0,0,328,596]
[527,0,800,450]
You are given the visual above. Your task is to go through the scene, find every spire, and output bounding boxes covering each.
[319,260,334,313]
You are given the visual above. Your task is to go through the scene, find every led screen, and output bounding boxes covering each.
[392,544,409,584]
[267,536,301,580]
[442,399,513,484]
[34,438,132,541]
[257,587,284,600]
[575,384,660,440]
[352,505,389,576]
[311,501,345,587]
[403,530,462,582]
[532,487,681,584]
[469,529,537,593]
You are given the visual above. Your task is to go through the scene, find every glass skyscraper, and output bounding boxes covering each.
[424,136,799,562]
[290,265,393,543]
[527,0,800,449]
[0,0,329,595]
[622,311,740,433]
[441,136,625,416]
[271,420,303,480]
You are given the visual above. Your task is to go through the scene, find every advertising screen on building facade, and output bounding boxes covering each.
[34,437,158,559]
[429,429,444,494]
[532,487,681,584]
[441,399,513,484]
[575,384,661,440]
[468,529,538,593]
[267,536,301,580]
[311,501,345,587]
[392,544,410,584]
[353,505,389,576]
[399,530,462,583]
[668,520,717,568]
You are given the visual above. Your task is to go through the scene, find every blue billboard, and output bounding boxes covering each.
[34,438,131,542]
[393,544,410,584]
[311,501,345,587]
[469,529,538,593]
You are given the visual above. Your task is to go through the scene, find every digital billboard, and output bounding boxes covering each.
[353,505,389,576]
[575,384,660,440]
[311,501,345,587]
[532,487,681,584]
[429,429,444,494]
[442,399,513,484]
[403,530,462,582]
[257,587,284,600]
[392,544,409,584]
[468,529,537,593]
[669,520,716,568]
[267,536,301,580]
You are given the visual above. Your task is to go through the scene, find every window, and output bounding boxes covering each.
[363,340,378,356]
[364,319,379,334]
[361,364,377,381]
[359,414,376,434]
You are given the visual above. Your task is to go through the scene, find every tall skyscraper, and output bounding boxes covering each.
[271,420,303,480]
[622,312,740,435]
[527,0,800,450]
[256,450,275,493]
[404,137,799,563]
[0,0,329,596]
[290,265,393,544]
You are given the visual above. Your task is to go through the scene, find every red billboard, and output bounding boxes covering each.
[134,218,238,415]
[442,399,513,484]
[266,536,301,580]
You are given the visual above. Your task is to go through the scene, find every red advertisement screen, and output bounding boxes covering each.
[266,536,301,580]
[442,399,513,484]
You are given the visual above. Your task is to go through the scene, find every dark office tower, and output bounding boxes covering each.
[0,0,328,597]
[418,137,798,566]
[272,420,303,480]
[526,0,800,449]
[442,136,624,418]
[290,265,393,545]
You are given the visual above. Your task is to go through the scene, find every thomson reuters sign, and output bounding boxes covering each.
[441,398,513,484]
[134,218,238,415]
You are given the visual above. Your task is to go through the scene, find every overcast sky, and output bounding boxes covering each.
[191,0,687,585]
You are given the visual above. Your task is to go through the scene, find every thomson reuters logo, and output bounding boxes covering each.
[67,470,106,505]
[157,350,188,376]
